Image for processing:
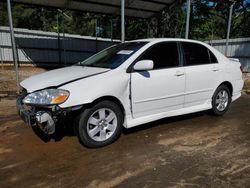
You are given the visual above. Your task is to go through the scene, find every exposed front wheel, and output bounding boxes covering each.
[211,85,231,116]
[75,101,123,148]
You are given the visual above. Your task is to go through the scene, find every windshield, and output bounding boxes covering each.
[78,42,147,69]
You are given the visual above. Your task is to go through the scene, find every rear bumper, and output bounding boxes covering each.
[232,92,241,102]
[231,79,244,102]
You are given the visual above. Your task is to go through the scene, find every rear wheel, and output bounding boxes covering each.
[211,85,231,116]
[75,101,123,148]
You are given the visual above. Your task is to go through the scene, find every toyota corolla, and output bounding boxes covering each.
[17,39,244,148]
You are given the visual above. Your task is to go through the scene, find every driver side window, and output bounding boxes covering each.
[137,42,179,70]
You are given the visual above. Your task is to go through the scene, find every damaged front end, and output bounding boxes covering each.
[16,88,80,135]
[17,97,65,135]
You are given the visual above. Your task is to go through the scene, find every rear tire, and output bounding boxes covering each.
[211,85,231,116]
[75,101,123,148]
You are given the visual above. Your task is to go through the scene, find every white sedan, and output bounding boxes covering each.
[17,38,244,148]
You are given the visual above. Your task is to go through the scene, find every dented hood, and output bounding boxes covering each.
[20,66,109,92]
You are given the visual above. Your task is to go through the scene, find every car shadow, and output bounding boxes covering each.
[32,110,209,143]
[123,111,207,135]
[138,71,150,78]
[31,118,76,142]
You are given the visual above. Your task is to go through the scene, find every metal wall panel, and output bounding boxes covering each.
[1,26,249,72]
[207,38,250,72]
[0,26,118,66]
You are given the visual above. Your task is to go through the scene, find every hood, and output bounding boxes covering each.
[20,66,109,92]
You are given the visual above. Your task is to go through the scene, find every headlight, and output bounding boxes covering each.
[23,89,69,105]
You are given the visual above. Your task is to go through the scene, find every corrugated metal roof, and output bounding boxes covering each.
[7,0,176,18]
[0,26,121,42]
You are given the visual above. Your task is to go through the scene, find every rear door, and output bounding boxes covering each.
[181,42,221,107]
[131,42,185,118]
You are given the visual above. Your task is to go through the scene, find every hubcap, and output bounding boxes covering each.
[215,90,229,111]
[87,108,117,142]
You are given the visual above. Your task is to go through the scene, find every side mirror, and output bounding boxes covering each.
[133,60,154,71]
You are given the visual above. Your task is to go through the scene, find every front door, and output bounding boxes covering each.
[131,42,185,118]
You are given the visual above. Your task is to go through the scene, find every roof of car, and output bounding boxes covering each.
[130,38,205,44]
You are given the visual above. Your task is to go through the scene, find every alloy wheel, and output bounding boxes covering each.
[86,108,118,142]
[215,90,229,111]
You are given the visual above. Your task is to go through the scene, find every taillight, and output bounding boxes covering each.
[240,64,243,73]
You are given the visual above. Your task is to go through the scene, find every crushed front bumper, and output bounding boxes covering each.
[16,97,36,126]
[16,96,82,134]
[16,96,57,134]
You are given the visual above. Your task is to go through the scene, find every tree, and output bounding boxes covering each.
[0,0,250,40]
[190,0,250,40]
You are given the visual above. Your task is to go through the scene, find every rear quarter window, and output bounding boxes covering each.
[208,50,218,63]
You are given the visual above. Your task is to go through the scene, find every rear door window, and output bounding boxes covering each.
[182,42,211,66]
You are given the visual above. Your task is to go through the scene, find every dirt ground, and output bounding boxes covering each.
[0,94,250,187]
[0,66,46,94]
[0,66,250,187]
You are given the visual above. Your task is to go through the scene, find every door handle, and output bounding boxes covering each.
[212,67,220,72]
[174,71,185,76]
[212,68,220,72]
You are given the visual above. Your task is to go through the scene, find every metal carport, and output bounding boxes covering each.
[3,0,235,93]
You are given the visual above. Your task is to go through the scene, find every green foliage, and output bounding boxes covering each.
[0,1,249,40]
[190,0,250,40]
[126,19,148,40]
[160,2,186,38]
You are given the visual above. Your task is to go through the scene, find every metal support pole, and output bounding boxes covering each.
[57,13,61,65]
[110,18,113,42]
[121,0,125,43]
[146,19,150,38]
[95,17,98,52]
[0,46,3,70]
[225,3,234,56]
[0,26,3,69]
[7,0,19,93]
[185,0,191,39]
[61,13,66,66]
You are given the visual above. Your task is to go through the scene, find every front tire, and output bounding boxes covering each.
[211,85,231,116]
[75,101,123,148]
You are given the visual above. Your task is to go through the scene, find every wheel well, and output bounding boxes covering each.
[90,96,125,119]
[219,81,233,96]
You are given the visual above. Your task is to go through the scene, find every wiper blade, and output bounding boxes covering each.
[75,63,111,69]
[76,64,96,67]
